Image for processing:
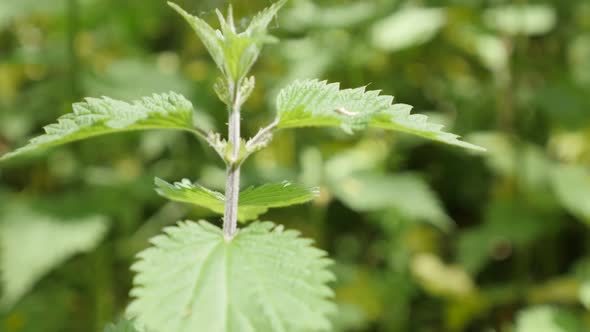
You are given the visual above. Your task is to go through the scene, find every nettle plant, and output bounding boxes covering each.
[1,1,484,331]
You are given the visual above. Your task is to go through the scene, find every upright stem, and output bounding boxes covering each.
[223,80,242,239]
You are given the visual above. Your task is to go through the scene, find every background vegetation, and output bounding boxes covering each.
[1,0,590,331]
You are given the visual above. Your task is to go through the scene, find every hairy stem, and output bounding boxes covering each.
[246,118,278,151]
[223,80,242,239]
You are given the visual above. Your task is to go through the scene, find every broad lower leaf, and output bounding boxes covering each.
[0,205,109,308]
[128,220,335,332]
[515,306,584,332]
[155,178,318,221]
[169,1,285,81]
[551,165,590,224]
[275,80,485,151]
[0,92,197,161]
[104,320,139,332]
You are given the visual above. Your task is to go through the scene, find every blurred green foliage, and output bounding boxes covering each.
[1,0,590,331]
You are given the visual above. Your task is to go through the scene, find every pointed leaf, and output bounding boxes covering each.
[275,79,485,151]
[168,3,225,73]
[0,206,109,308]
[246,0,287,37]
[128,220,335,332]
[1,92,198,161]
[155,178,318,221]
[169,1,285,81]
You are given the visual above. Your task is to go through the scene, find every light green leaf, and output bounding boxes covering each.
[411,253,476,298]
[104,320,139,332]
[246,0,287,38]
[167,2,225,74]
[0,206,109,308]
[579,280,590,310]
[155,178,318,221]
[0,92,198,161]
[484,5,557,36]
[329,173,452,231]
[515,306,584,332]
[282,1,376,32]
[371,7,446,52]
[551,165,590,224]
[275,80,484,151]
[169,1,285,81]
[128,220,335,332]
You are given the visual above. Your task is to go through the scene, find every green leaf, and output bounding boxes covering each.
[167,3,225,75]
[275,80,485,151]
[579,280,590,310]
[515,306,584,332]
[0,205,109,308]
[169,1,286,81]
[128,220,335,332]
[245,0,287,38]
[155,178,318,221]
[551,165,590,225]
[457,199,556,274]
[370,7,446,52]
[104,320,139,332]
[410,253,476,298]
[484,5,556,36]
[0,92,197,161]
[328,173,452,231]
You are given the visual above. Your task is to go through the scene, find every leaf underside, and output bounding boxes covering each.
[155,178,318,221]
[275,79,485,151]
[0,92,196,161]
[128,220,335,332]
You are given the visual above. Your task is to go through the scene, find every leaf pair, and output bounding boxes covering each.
[0,82,484,163]
[155,178,318,221]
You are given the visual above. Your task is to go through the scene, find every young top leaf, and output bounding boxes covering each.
[274,79,485,151]
[128,220,335,332]
[169,0,286,82]
[0,92,201,161]
[155,178,318,221]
